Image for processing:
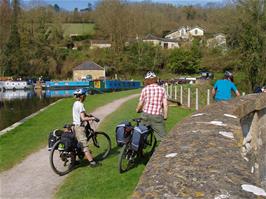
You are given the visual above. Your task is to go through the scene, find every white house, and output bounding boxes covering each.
[165,26,190,40]
[142,34,179,49]
[189,26,204,37]
[165,26,204,40]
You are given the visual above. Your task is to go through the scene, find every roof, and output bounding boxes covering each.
[143,34,178,43]
[73,61,104,71]
[190,26,205,31]
[143,34,161,41]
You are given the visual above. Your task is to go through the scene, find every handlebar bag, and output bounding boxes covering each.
[131,125,149,152]
[48,129,63,151]
[115,121,132,146]
[60,131,77,152]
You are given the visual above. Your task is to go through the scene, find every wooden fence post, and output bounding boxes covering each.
[175,85,177,100]
[170,84,173,99]
[187,87,191,108]
[207,89,210,105]
[180,86,183,105]
[196,88,199,110]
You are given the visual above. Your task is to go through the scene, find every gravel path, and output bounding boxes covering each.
[0,94,139,199]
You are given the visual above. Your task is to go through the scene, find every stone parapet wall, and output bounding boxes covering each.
[133,93,266,198]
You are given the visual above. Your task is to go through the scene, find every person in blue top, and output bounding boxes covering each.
[212,71,240,101]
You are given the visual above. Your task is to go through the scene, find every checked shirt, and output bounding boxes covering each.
[139,83,167,115]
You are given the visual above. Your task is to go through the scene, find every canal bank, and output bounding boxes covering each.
[0,93,140,199]
[0,89,140,172]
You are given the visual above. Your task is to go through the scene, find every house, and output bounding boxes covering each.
[165,26,204,40]
[73,61,105,81]
[207,33,226,48]
[189,26,204,37]
[90,40,111,49]
[165,26,190,40]
[142,34,179,49]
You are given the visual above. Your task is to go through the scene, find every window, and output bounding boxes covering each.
[195,29,198,35]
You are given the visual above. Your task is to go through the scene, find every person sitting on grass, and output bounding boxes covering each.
[72,88,99,167]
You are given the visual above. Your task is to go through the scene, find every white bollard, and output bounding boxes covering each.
[180,86,183,105]
[242,92,245,96]
[188,88,191,108]
[196,88,199,110]
[207,89,210,105]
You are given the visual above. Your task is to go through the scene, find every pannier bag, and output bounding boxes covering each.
[115,121,132,146]
[131,125,149,151]
[48,129,64,151]
[60,131,77,152]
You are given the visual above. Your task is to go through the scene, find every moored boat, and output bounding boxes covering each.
[0,81,33,91]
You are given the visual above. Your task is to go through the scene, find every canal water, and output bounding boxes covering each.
[0,89,75,131]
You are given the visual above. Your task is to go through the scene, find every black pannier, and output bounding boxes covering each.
[115,121,132,146]
[48,129,64,151]
[60,131,77,152]
[131,125,149,151]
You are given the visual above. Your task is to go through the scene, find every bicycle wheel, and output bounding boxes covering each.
[142,132,157,157]
[90,132,111,161]
[118,143,135,173]
[49,140,76,176]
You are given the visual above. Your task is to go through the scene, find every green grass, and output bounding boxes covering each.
[55,98,192,199]
[62,23,95,37]
[0,89,139,172]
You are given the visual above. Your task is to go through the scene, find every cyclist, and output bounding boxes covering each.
[136,71,168,141]
[72,88,99,167]
[212,71,240,101]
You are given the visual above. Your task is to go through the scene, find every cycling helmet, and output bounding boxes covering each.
[145,71,157,79]
[224,71,234,82]
[224,71,233,78]
[73,88,87,96]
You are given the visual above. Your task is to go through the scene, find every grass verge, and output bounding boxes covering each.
[55,98,193,199]
[0,89,139,172]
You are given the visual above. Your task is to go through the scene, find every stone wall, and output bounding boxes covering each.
[133,93,266,198]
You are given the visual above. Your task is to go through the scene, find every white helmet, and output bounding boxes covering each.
[145,71,157,79]
[73,88,87,96]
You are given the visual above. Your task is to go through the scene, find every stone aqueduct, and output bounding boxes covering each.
[133,93,266,198]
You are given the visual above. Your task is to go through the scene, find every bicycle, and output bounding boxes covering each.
[49,116,111,176]
[118,118,157,173]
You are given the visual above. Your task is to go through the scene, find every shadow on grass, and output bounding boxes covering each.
[73,145,122,170]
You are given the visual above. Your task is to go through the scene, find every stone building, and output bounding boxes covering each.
[73,61,105,81]
[142,34,179,49]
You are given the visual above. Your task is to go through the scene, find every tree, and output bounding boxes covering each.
[94,0,130,52]
[167,48,200,74]
[228,0,266,92]
[1,0,28,76]
[0,0,11,49]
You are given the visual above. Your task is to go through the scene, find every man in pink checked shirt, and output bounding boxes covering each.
[136,71,168,140]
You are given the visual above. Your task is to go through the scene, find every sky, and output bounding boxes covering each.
[22,0,223,11]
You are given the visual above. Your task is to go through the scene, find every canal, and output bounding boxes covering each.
[0,89,75,131]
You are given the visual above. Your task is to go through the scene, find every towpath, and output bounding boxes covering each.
[0,94,139,199]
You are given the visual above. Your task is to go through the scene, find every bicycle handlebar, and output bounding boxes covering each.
[85,114,100,123]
